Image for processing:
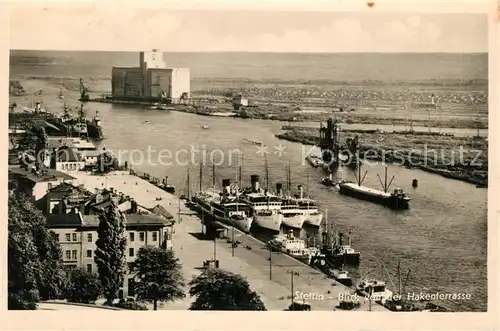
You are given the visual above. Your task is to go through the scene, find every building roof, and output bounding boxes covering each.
[149,204,174,220]
[47,212,172,229]
[9,167,76,184]
[48,137,97,151]
[56,146,82,162]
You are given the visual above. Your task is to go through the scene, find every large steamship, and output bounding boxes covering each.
[241,175,283,232]
[275,183,305,229]
[192,179,253,233]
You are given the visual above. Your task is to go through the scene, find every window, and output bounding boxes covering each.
[86,250,92,258]
[139,232,145,242]
[71,250,77,260]
[65,233,71,241]
[129,248,134,257]
[152,232,158,241]
[86,264,92,273]
[54,233,60,242]
[129,232,135,242]
[87,233,93,242]
[65,250,71,260]
[72,233,77,241]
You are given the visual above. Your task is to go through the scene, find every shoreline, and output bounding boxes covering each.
[275,129,488,188]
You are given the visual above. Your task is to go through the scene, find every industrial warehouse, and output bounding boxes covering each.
[109,49,190,104]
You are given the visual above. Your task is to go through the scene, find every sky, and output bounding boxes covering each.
[9,5,488,53]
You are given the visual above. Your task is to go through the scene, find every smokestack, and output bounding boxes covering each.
[222,179,231,196]
[431,94,435,105]
[130,198,137,213]
[297,185,304,199]
[276,183,283,196]
[250,175,260,192]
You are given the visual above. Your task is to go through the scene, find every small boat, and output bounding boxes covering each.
[201,125,209,129]
[143,120,150,124]
[58,87,64,99]
[267,230,317,265]
[330,269,352,287]
[148,103,169,110]
[320,173,336,187]
[251,139,263,145]
[305,154,324,168]
[356,279,394,304]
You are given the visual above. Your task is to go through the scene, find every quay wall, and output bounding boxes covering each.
[73,171,388,311]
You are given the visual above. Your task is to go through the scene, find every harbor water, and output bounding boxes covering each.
[9,51,488,311]
[100,108,487,312]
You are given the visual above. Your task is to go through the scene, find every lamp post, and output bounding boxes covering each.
[290,270,295,310]
[269,248,272,280]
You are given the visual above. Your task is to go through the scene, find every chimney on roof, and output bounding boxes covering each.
[130,198,137,213]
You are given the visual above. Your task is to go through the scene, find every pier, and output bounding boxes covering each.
[72,171,388,311]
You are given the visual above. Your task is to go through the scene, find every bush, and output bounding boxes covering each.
[114,298,148,310]
[65,268,102,304]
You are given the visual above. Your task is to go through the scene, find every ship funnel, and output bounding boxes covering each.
[222,179,231,196]
[276,183,283,196]
[250,175,260,192]
[297,185,304,199]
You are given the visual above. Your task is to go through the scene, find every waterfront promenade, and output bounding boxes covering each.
[72,171,387,311]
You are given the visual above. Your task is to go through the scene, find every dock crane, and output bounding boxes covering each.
[79,78,90,102]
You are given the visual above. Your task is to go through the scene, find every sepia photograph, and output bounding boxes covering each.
[4,1,495,324]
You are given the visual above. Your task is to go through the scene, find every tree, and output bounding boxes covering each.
[8,219,40,309]
[34,127,48,169]
[8,194,66,306]
[66,268,102,304]
[94,199,127,305]
[189,268,266,310]
[130,246,185,310]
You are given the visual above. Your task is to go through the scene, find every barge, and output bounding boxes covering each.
[338,182,410,209]
[338,165,410,210]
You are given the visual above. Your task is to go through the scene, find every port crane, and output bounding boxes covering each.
[79,78,90,102]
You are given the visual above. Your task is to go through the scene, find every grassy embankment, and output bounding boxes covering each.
[277,127,488,186]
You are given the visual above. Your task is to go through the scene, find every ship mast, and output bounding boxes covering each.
[354,158,367,186]
[376,165,395,193]
[186,168,191,200]
[265,156,269,192]
[212,163,216,189]
[199,160,203,191]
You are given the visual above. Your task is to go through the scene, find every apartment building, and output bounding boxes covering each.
[47,212,174,298]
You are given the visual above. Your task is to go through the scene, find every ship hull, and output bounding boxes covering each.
[193,197,252,233]
[282,214,305,229]
[87,123,104,140]
[304,212,323,227]
[254,213,282,232]
[214,214,253,233]
[338,184,410,209]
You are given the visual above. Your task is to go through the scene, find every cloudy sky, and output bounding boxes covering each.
[9,5,488,53]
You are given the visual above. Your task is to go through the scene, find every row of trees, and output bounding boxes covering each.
[9,195,266,310]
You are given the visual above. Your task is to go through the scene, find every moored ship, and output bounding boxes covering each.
[276,183,305,229]
[267,230,318,265]
[192,181,253,233]
[295,185,323,227]
[338,182,410,209]
[338,165,410,210]
[241,175,283,232]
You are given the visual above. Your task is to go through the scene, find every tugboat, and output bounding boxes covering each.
[356,279,394,304]
[267,230,318,265]
[338,165,410,210]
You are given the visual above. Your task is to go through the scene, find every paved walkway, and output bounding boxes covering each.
[73,172,387,311]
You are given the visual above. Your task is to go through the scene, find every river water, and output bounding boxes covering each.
[10,51,488,311]
[90,104,487,312]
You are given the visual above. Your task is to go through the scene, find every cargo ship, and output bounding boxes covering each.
[338,165,410,210]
